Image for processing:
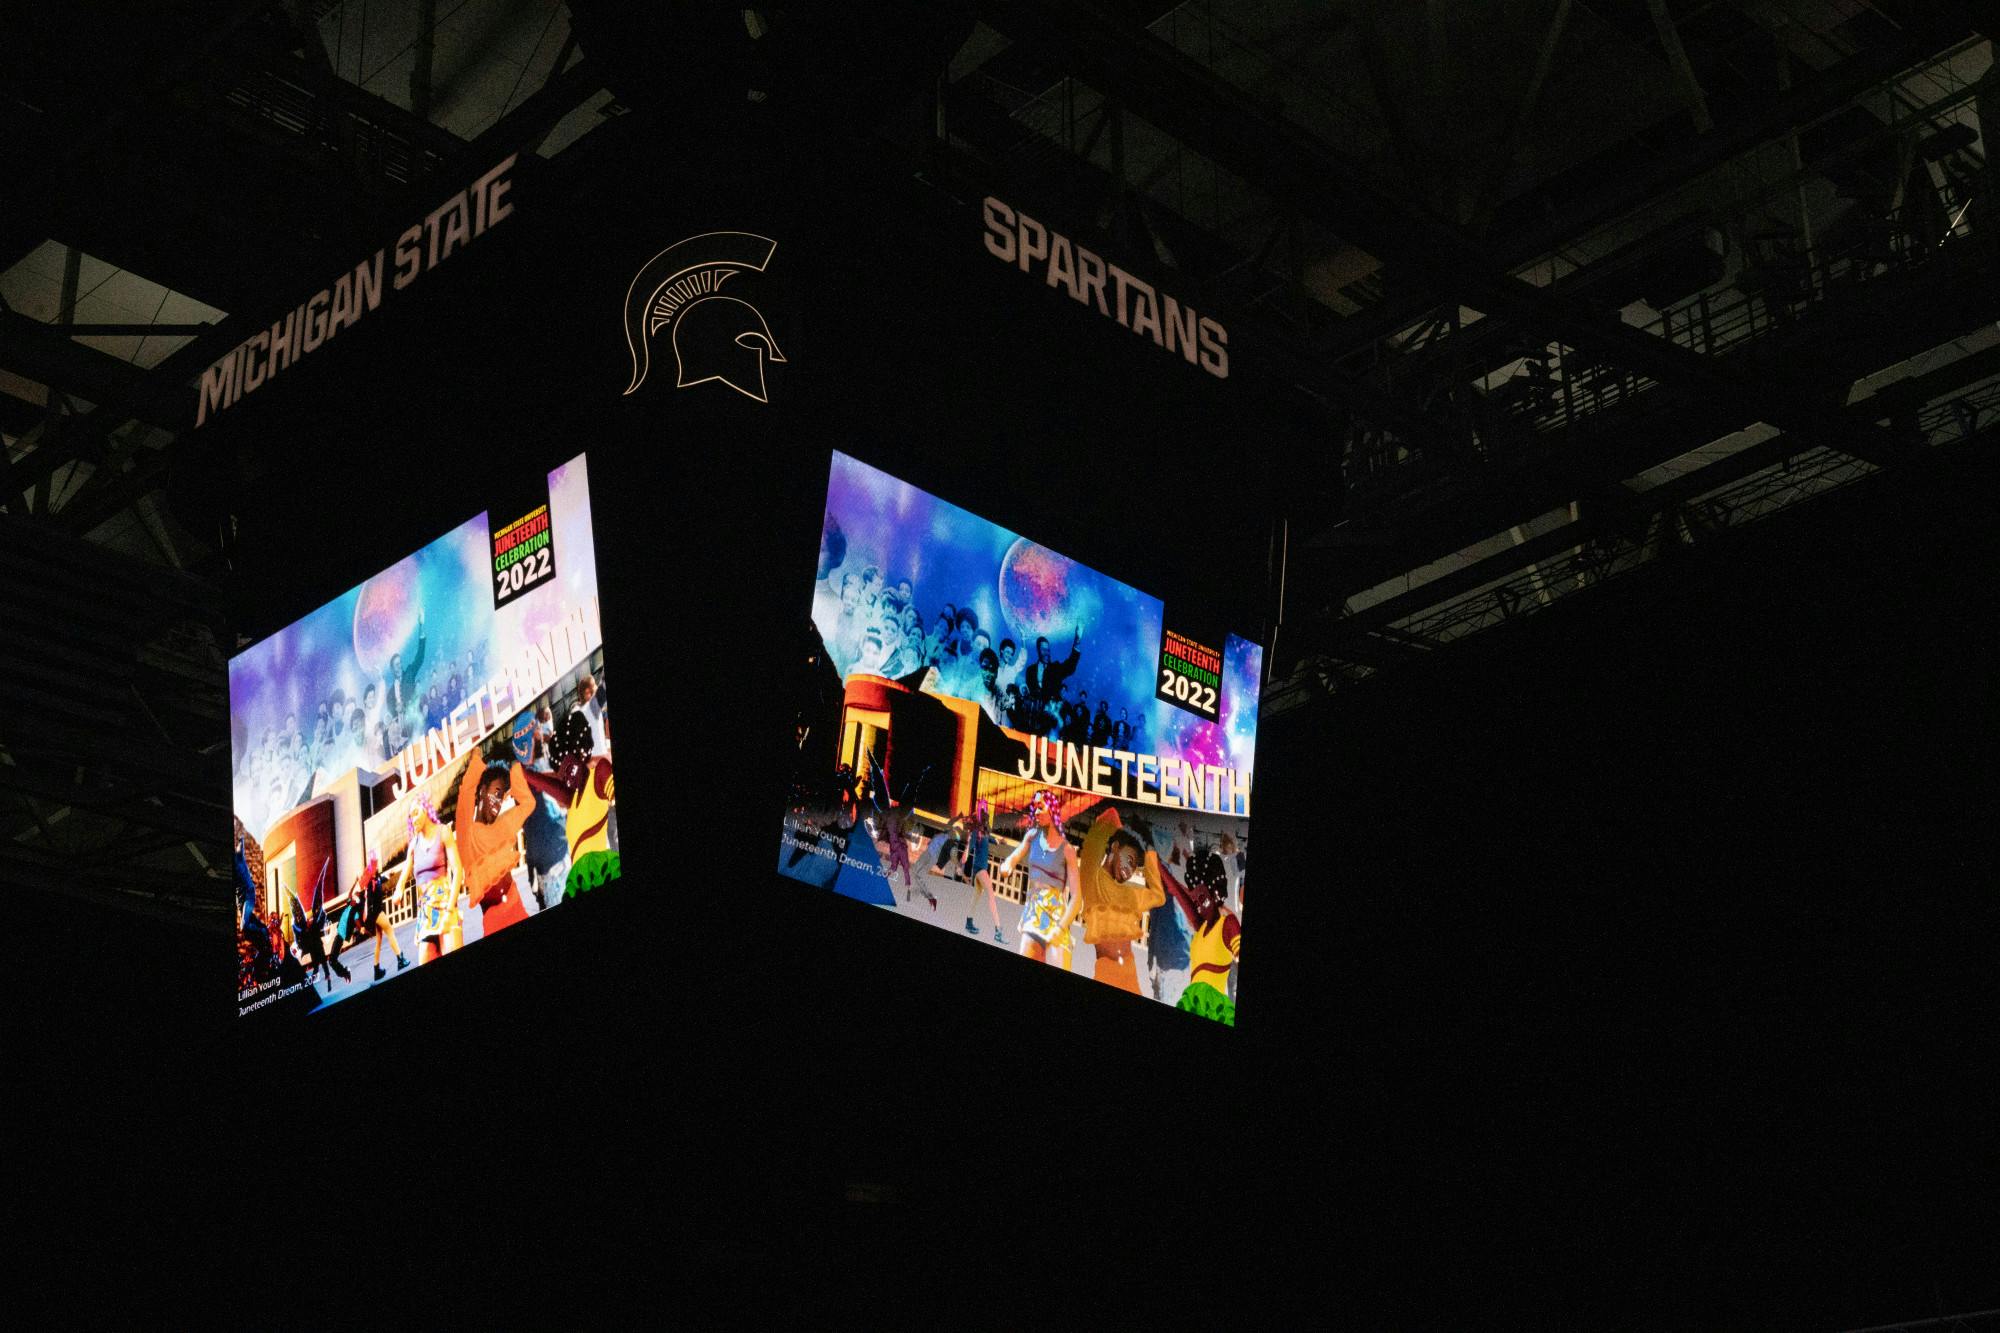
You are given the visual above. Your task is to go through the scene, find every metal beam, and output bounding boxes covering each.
[0,309,172,426]
[1295,340,2000,662]
[1646,0,1713,134]
[1,312,234,519]
[0,762,224,844]
[263,42,466,166]
[17,2,278,146]
[1318,432,1817,648]
[38,322,217,338]
[34,247,84,514]
[1469,0,1573,230]
[987,1,1920,469]
[1310,15,1981,363]
[1,508,224,625]
[1485,12,1979,274]
[48,443,177,538]
[1354,0,1435,214]
[411,0,438,122]
[1301,236,2000,606]
[462,49,602,162]
[0,839,226,925]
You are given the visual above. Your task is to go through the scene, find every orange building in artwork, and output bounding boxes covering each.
[258,796,337,940]
[837,671,1030,824]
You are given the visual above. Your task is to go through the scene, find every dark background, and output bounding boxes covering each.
[20,105,1996,1328]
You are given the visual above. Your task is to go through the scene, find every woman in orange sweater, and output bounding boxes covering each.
[1075,805,1165,995]
[453,759,536,938]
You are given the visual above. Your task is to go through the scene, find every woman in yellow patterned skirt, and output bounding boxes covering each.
[996,789,1079,969]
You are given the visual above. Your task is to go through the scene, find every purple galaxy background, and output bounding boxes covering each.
[811,450,1259,780]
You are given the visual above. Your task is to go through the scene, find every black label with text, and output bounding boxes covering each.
[489,482,557,610]
[1157,627,1222,720]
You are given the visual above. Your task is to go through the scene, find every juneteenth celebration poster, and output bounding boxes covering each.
[228,453,619,1018]
[780,451,1258,1025]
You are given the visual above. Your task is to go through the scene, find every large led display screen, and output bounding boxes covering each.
[231,453,619,1017]
[781,452,1257,1025]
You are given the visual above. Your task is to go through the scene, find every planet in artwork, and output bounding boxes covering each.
[353,557,421,676]
[998,538,1078,644]
[515,583,570,652]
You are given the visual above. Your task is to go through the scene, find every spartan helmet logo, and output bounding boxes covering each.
[622,231,786,403]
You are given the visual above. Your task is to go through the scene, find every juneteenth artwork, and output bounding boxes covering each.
[230,453,619,1018]
[780,451,1257,1025]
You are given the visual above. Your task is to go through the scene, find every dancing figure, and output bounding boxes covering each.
[523,710,618,897]
[234,831,274,988]
[959,798,1005,943]
[929,812,966,880]
[1155,846,1240,1026]
[878,802,935,908]
[348,852,409,981]
[996,789,1079,969]
[286,856,350,992]
[454,759,537,938]
[392,792,462,965]
[1075,806,1165,995]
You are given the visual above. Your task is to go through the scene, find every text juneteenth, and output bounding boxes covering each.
[1015,737,1250,817]
[387,598,598,800]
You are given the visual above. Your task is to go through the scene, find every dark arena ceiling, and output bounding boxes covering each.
[4,0,1995,914]
[3,3,1995,1323]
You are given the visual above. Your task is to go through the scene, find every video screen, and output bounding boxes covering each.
[231,453,620,1017]
[780,452,1258,1025]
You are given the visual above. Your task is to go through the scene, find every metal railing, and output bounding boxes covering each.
[914,821,1030,904]
[1339,35,1996,494]
[1382,377,1998,650]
